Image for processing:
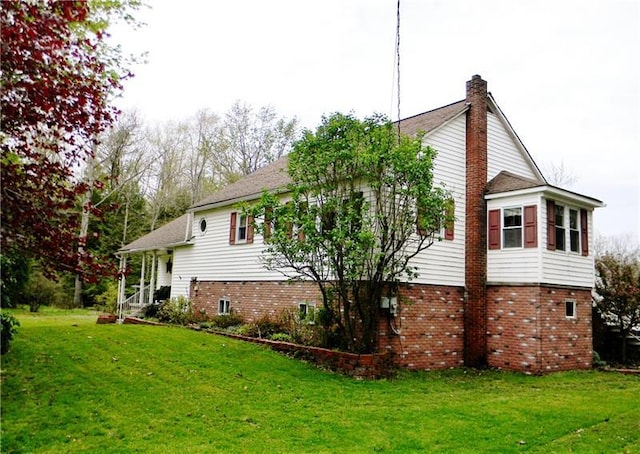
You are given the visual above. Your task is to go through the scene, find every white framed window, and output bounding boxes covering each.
[199,218,207,235]
[237,214,248,242]
[569,209,580,253]
[503,207,522,248]
[218,297,230,315]
[565,299,576,319]
[555,205,566,251]
[298,302,308,317]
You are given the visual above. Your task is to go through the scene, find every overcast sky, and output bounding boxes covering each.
[111,0,639,242]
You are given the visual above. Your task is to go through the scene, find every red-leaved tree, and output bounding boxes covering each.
[1,1,128,280]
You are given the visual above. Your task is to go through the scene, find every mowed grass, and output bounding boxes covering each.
[1,308,639,453]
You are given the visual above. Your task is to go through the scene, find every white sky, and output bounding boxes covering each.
[111,0,640,242]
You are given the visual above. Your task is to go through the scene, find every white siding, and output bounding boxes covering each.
[487,193,543,283]
[487,193,596,288]
[410,115,466,286]
[540,198,595,287]
[169,245,193,299]
[487,112,538,180]
[155,254,172,288]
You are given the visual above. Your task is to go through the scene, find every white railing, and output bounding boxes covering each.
[118,285,150,318]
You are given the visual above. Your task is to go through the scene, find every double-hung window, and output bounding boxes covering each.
[555,205,566,251]
[569,209,580,253]
[229,212,254,245]
[488,205,536,250]
[503,207,522,248]
[546,200,586,255]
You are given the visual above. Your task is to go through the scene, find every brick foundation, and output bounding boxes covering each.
[191,280,592,374]
[192,280,321,321]
[380,283,465,370]
[487,285,593,374]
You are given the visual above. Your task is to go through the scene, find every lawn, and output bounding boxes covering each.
[1,308,639,453]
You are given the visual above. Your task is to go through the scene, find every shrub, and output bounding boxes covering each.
[270,332,293,342]
[278,307,323,347]
[21,271,68,311]
[156,296,193,325]
[1,312,20,354]
[237,314,287,338]
[210,312,244,329]
[94,281,119,314]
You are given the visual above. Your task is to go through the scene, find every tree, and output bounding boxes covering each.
[222,101,298,179]
[72,110,149,306]
[594,238,640,364]
[1,1,137,279]
[248,113,452,353]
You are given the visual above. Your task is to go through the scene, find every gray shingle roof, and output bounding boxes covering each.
[121,101,477,253]
[486,170,545,194]
[119,213,190,253]
[190,156,291,210]
[398,100,468,137]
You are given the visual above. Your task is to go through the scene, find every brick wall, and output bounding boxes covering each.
[379,283,465,370]
[191,280,464,371]
[191,280,321,321]
[487,284,592,374]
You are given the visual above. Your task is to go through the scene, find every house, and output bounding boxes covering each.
[118,75,603,374]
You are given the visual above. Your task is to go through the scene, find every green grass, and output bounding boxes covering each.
[2,307,639,453]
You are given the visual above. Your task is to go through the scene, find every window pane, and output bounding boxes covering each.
[504,228,522,248]
[504,208,522,227]
[570,230,579,252]
[556,226,566,251]
[569,209,578,229]
[555,205,564,226]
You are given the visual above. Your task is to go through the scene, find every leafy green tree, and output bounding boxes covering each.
[595,245,640,364]
[248,113,452,353]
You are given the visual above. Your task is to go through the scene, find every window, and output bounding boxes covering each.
[218,298,230,315]
[565,299,576,318]
[555,205,565,251]
[199,218,207,234]
[546,200,588,255]
[237,214,248,241]
[298,302,308,318]
[569,209,579,253]
[503,207,522,248]
[229,212,254,245]
[489,205,537,250]
[417,197,454,240]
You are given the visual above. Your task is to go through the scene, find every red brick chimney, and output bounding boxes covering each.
[464,75,488,368]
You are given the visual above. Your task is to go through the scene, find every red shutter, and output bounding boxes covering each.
[580,208,589,256]
[444,200,455,241]
[229,212,237,244]
[247,214,254,244]
[264,208,272,240]
[488,209,501,250]
[524,205,537,248]
[546,199,556,251]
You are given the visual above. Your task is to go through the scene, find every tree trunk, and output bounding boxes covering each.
[73,152,96,307]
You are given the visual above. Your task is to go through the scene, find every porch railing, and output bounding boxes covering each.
[118,285,150,318]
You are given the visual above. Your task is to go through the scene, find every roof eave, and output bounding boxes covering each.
[485,185,605,208]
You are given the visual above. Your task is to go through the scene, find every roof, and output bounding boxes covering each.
[119,213,190,254]
[190,156,291,210]
[486,170,544,194]
[398,100,468,137]
[190,102,470,211]
[485,170,604,208]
